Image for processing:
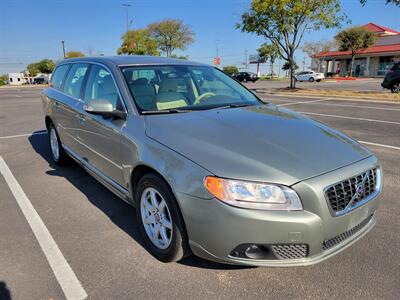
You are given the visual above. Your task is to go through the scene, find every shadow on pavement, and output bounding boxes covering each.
[0,281,11,300]
[28,131,253,270]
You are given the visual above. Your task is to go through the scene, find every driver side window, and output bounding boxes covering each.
[84,65,122,110]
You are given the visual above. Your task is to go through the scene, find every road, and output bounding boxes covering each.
[245,78,388,92]
[0,87,399,300]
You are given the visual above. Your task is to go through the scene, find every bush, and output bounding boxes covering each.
[223,65,239,75]
[0,74,7,86]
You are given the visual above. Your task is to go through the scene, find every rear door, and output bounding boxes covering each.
[75,64,126,187]
[59,63,89,153]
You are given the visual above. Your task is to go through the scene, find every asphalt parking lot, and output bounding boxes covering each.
[0,86,399,300]
[247,78,387,92]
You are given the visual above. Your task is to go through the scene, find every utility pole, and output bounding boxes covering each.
[61,40,66,58]
[245,50,248,71]
[122,3,132,33]
[302,57,306,71]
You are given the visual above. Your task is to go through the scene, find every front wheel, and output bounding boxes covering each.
[136,173,190,262]
[309,77,315,82]
[391,82,400,93]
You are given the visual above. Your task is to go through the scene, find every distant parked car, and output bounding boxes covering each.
[295,71,325,82]
[381,62,400,93]
[33,78,45,84]
[233,72,258,83]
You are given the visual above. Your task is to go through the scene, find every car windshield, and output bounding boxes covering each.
[121,65,260,113]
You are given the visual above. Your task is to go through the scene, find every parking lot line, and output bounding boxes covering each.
[288,102,400,111]
[358,141,400,151]
[0,131,47,140]
[278,98,330,107]
[0,156,87,300]
[298,111,400,125]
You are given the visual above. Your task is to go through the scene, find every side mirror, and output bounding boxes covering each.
[84,99,127,120]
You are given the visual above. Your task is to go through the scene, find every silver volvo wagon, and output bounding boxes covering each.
[42,56,381,266]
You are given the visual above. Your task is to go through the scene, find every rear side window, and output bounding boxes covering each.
[392,63,400,71]
[63,64,89,98]
[50,64,70,90]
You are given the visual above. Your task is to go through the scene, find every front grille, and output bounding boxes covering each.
[323,214,373,250]
[271,244,309,260]
[325,168,377,214]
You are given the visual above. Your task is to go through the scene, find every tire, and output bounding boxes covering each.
[135,173,190,262]
[309,77,315,82]
[391,82,400,93]
[48,122,69,165]
[243,78,247,83]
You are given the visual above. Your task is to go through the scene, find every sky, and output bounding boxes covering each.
[1,0,399,74]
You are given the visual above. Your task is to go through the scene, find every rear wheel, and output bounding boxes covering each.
[309,77,315,82]
[136,173,190,262]
[391,82,400,93]
[48,123,69,165]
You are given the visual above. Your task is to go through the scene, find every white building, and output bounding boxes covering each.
[7,73,24,85]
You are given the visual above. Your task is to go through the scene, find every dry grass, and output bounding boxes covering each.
[270,88,400,102]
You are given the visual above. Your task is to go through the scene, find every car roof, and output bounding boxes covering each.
[57,56,209,68]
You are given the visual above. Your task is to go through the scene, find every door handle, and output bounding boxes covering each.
[77,113,86,123]
[54,101,60,111]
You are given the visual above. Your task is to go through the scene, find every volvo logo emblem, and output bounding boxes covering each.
[355,184,364,198]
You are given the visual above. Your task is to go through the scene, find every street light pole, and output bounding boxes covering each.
[122,3,131,33]
[61,41,66,58]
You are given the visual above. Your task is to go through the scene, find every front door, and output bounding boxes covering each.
[76,64,126,187]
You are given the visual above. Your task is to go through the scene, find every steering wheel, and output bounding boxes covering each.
[193,92,215,105]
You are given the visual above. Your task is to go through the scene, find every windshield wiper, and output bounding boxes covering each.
[212,103,253,110]
[141,108,192,115]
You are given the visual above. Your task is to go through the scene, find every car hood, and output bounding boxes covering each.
[145,104,371,185]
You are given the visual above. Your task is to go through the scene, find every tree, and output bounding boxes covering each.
[148,19,195,57]
[360,0,399,6]
[117,29,159,56]
[65,51,85,58]
[223,65,239,75]
[302,40,335,72]
[282,61,298,71]
[258,43,279,77]
[27,63,40,76]
[36,59,56,73]
[335,26,376,76]
[237,0,346,88]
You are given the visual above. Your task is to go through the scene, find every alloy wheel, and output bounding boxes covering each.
[140,187,173,250]
[50,127,60,161]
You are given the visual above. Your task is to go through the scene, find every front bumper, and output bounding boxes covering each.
[177,156,380,266]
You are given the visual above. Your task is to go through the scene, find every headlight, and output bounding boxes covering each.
[204,176,303,210]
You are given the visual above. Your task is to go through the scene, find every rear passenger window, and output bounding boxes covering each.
[84,65,122,110]
[63,64,89,98]
[50,64,70,90]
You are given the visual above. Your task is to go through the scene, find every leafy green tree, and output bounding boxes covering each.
[360,0,399,6]
[0,74,8,86]
[118,29,159,56]
[27,63,40,76]
[302,40,335,72]
[237,0,346,88]
[223,65,239,75]
[335,26,376,76]
[258,43,279,77]
[36,59,56,73]
[65,51,85,58]
[148,19,195,57]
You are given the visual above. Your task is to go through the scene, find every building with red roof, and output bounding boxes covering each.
[313,23,400,77]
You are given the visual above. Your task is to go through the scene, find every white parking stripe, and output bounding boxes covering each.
[284,101,400,111]
[0,156,87,300]
[359,141,400,151]
[278,98,329,107]
[0,131,47,139]
[298,111,400,125]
